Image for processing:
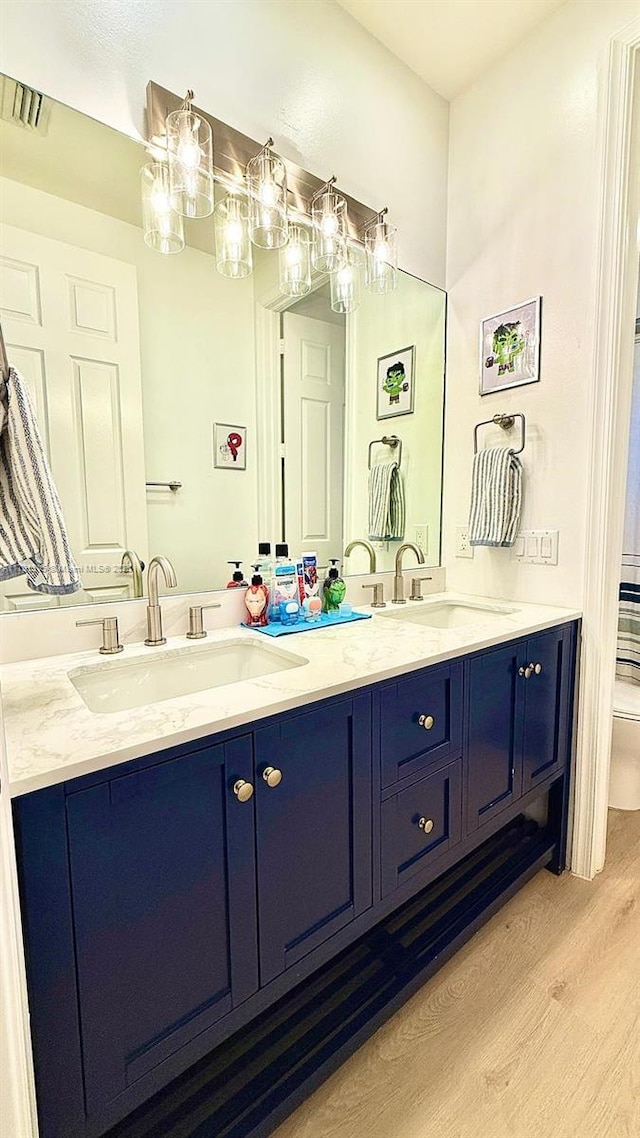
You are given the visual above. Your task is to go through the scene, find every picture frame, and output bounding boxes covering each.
[376,344,416,420]
[213,423,247,470]
[480,296,541,395]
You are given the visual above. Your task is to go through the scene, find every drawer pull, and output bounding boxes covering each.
[518,664,533,680]
[534,662,543,675]
[233,779,254,802]
[418,714,435,730]
[262,766,282,788]
[418,817,434,834]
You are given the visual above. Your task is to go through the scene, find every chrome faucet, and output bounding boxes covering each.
[393,542,425,604]
[344,539,377,574]
[145,556,178,646]
[120,549,144,598]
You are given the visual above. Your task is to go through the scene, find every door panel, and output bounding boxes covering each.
[255,696,372,985]
[65,737,258,1115]
[522,629,567,792]
[380,663,463,788]
[466,642,525,832]
[283,310,345,564]
[0,223,148,607]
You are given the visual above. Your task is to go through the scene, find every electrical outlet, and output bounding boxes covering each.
[456,526,474,559]
[413,524,429,556]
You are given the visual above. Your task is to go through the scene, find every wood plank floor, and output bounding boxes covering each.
[272,810,640,1138]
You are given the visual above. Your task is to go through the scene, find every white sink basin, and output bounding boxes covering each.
[70,638,308,714]
[379,599,520,629]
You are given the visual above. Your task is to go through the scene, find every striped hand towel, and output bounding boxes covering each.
[369,461,405,542]
[617,554,640,682]
[469,446,522,548]
[0,368,81,594]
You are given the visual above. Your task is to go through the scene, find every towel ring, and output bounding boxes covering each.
[368,435,403,469]
[473,413,525,455]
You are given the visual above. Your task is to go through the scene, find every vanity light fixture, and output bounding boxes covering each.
[330,244,363,314]
[279,223,312,297]
[166,90,214,219]
[247,137,288,249]
[140,162,185,255]
[214,191,253,279]
[311,176,347,273]
[365,207,398,294]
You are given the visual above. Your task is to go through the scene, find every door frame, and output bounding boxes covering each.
[572,21,640,878]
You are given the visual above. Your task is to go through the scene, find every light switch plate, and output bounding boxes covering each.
[455,526,474,559]
[413,524,429,556]
[514,529,559,565]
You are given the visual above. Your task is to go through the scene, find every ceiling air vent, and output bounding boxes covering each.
[1,76,51,135]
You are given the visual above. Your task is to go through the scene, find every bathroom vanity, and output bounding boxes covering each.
[6,599,580,1138]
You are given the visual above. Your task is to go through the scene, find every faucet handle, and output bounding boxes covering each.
[76,616,123,655]
[361,581,386,608]
[186,602,222,639]
[409,575,434,602]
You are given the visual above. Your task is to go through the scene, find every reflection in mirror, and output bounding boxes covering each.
[0,74,445,611]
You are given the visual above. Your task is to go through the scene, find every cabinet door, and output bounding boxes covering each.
[254,696,372,985]
[522,627,570,793]
[466,641,525,832]
[65,736,258,1117]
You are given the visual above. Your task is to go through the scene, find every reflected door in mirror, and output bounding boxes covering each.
[0,224,148,610]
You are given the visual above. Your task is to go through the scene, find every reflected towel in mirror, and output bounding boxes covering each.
[469,446,522,548]
[0,368,81,593]
[368,460,405,542]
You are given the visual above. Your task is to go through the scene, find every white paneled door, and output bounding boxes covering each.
[0,224,148,609]
[282,312,345,567]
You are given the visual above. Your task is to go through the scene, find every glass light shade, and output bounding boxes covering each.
[247,147,288,249]
[141,162,185,255]
[311,189,347,273]
[279,224,311,297]
[214,194,253,279]
[166,107,214,218]
[365,217,398,294]
[330,247,362,314]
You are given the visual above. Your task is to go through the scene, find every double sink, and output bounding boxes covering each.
[70,598,519,715]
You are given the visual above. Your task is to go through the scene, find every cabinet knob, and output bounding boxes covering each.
[418,714,435,730]
[262,766,282,788]
[518,664,533,680]
[418,817,434,834]
[534,662,543,675]
[233,779,254,802]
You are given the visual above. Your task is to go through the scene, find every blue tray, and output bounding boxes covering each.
[242,610,371,637]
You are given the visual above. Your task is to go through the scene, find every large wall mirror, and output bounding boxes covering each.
[0,73,446,612]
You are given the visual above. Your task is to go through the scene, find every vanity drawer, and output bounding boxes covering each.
[380,662,463,787]
[381,759,462,897]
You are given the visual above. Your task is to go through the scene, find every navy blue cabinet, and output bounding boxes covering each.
[466,625,573,833]
[13,623,577,1138]
[254,696,372,984]
[64,735,258,1119]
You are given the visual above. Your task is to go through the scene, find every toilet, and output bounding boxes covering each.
[609,679,640,810]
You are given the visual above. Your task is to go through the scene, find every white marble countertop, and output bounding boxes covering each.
[2,593,581,797]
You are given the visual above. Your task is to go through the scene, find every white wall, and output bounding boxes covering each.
[1,176,259,592]
[443,0,640,606]
[0,0,449,288]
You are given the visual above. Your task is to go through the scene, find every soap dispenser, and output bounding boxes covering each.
[322,559,346,614]
[226,561,248,589]
[244,565,269,627]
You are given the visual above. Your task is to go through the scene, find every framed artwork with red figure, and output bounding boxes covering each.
[214,423,247,469]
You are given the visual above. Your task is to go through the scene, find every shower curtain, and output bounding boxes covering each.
[617,331,640,684]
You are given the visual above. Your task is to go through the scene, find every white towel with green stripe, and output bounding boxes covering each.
[469,446,522,547]
[369,461,405,542]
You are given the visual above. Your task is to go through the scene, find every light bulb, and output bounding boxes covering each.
[259,178,278,207]
[177,137,201,170]
[374,240,390,262]
[321,213,339,238]
[225,218,244,244]
[150,187,172,214]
